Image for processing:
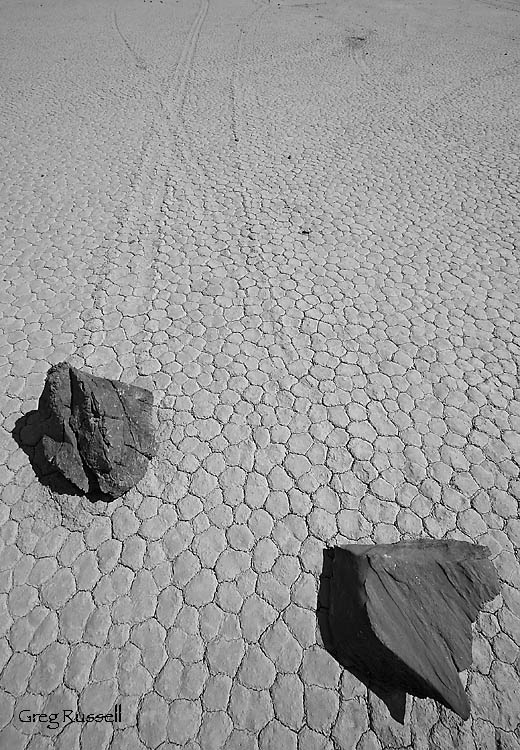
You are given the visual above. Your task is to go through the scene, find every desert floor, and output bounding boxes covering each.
[1,0,519,748]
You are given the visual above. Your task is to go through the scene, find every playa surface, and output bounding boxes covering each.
[0,0,519,747]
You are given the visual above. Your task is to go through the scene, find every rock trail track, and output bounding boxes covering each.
[0,0,519,748]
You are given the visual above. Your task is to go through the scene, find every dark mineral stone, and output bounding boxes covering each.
[38,361,157,500]
[328,540,501,723]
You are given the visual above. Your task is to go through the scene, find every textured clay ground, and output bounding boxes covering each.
[1,0,519,748]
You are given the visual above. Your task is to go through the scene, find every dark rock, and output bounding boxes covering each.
[328,540,501,723]
[38,361,157,500]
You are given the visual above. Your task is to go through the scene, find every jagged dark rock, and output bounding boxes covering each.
[37,361,157,500]
[328,540,501,723]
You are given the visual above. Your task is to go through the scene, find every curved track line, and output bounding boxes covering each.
[413,58,520,120]
[159,0,272,203]
[156,0,213,188]
[226,0,305,366]
[230,29,245,144]
[109,0,211,218]
[91,0,212,350]
[323,47,519,205]
[112,9,149,71]
[474,0,520,12]
[163,0,210,116]
[230,2,270,156]
[229,1,274,237]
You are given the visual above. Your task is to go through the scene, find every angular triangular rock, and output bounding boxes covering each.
[38,361,157,500]
[328,540,501,722]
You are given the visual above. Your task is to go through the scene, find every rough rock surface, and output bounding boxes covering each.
[38,361,157,499]
[329,540,501,723]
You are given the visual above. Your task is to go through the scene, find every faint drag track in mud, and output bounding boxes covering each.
[341,32,371,73]
[228,0,304,349]
[161,0,303,390]
[229,1,271,202]
[367,52,520,181]
[112,9,149,71]
[412,57,520,121]
[320,36,372,203]
[323,32,519,205]
[164,0,210,118]
[161,0,270,190]
[278,5,376,205]
[227,0,335,380]
[159,0,275,262]
[89,0,211,376]
[473,0,520,11]
[229,29,246,145]
[153,0,216,193]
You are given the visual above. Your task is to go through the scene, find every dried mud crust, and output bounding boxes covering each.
[1,0,520,748]
[88,0,212,378]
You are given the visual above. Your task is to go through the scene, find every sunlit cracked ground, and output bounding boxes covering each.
[1,0,519,747]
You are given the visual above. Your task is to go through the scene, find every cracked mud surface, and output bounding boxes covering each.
[1,0,519,747]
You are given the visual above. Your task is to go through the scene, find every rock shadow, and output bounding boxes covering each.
[317,547,408,723]
[12,410,112,503]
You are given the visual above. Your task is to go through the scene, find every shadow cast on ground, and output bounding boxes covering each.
[317,547,408,723]
[12,410,112,503]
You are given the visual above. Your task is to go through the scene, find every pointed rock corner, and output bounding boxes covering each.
[37,361,158,500]
[328,539,501,723]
